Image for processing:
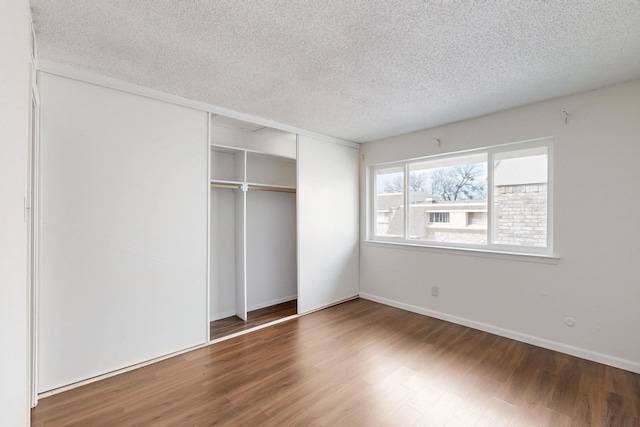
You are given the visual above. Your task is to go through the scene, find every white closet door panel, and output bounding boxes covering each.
[246,191,297,309]
[38,73,208,392]
[297,136,359,313]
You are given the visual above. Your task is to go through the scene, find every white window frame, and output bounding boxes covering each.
[368,137,554,257]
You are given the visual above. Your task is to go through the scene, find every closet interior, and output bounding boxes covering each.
[209,118,298,340]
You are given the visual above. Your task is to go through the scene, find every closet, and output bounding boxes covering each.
[209,120,298,338]
[36,69,359,395]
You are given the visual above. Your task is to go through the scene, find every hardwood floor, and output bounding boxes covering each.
[210,300,297,341]
[32,299,640,426]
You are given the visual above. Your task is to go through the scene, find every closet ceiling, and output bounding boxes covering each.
[30,1,640,143]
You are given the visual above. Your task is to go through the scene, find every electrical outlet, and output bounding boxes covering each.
[432,286,439,297]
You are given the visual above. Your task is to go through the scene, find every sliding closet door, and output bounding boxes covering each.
[38,74,208,392]
[297,136,359,313]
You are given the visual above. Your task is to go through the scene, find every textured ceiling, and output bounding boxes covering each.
[31,1,640,143]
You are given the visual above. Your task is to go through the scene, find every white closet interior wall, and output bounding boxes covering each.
[246,183,297,310]
[210,121,296,159]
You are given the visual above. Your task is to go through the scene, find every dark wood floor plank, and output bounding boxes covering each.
[548,358,583,417]
[209,299,297,340]
[32,299,640,426]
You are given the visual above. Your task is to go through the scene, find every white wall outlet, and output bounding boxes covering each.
[432,286,439,297]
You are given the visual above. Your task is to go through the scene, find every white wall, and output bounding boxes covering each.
[38,73,209,391]
[246,190,297,309]
[360,79,640,372]
[0,0,32,424]
[210,187,297,320]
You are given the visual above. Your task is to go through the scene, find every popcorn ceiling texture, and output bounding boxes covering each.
[30,1,640,143]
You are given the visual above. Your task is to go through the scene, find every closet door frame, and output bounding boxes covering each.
[206,117,211,337]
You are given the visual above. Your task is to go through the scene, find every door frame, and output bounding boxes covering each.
[28,69,40,407]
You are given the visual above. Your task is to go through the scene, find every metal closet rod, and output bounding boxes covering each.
[210,182,296,194]
[210,183,242,190]
[248,185,296,194]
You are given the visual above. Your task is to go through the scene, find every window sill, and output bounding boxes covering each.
[362,240,559,264]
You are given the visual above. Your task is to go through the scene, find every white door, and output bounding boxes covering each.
[28,87,40,407]
[297,135,360,313]
[38,74,209,392]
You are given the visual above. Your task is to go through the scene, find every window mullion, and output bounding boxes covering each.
[370,166,376,240]
[546,144,554,253]
[487,154,494,246]
[404,163,409,240]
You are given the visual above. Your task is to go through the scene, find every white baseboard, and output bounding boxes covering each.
[209,310,236,322]
[359,292,640,374]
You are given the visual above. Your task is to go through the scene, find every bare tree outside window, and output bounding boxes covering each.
[384,163,487,201]
[383,173,428,193]
[427,163,486,201]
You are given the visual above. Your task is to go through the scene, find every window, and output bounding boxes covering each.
[373,166,404,238]
[429,212,450,223]
[369,138,552,255]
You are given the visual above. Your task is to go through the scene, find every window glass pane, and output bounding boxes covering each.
[408,154,487,244]
[493,148,548,247]
[374,166,404,238]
